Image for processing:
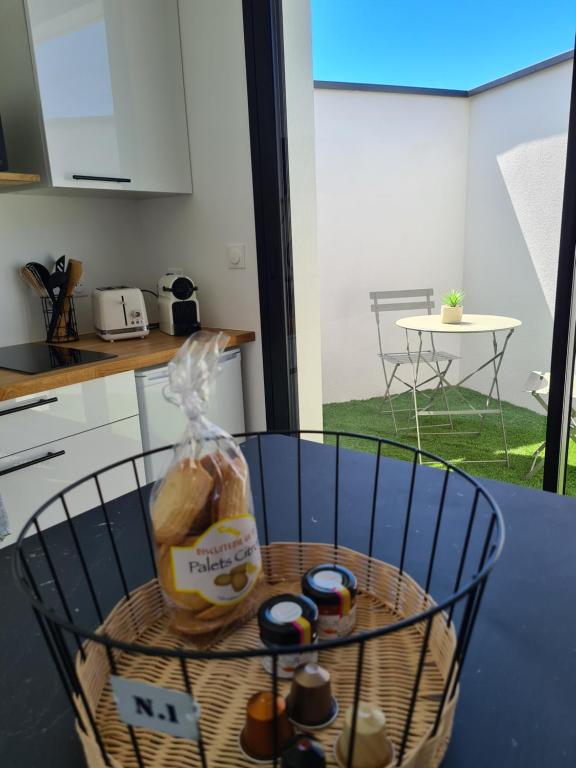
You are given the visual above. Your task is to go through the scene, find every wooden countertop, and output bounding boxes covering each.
[0,328,255,402]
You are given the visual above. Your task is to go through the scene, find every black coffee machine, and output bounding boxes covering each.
[0,117,8,172]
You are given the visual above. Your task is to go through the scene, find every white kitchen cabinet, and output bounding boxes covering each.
[0,371,138,459]
[0,415,144,549]
[0,0,192,194]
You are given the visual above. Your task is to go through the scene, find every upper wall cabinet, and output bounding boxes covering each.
[0,0,192,195]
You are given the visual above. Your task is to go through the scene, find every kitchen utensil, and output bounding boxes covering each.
[62,259,82,319]
[25,262,54,302]
[48,273,67,325]
[47,261,81,342]
[240,691,294,762]
[20,266,48,298]
[54,255,66,273]
[334,703,395,768]
[46,271,69,341]
[48,271,68,293]
[50,259,83,339]
[287,663,338,729]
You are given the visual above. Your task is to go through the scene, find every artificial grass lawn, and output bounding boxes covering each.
[323,386,576,495]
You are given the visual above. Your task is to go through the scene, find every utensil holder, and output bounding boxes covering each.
[41,295,79,343]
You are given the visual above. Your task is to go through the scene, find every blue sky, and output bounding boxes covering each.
[311,0,576,89]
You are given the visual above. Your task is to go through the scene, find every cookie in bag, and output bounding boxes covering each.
[150,332,264,635]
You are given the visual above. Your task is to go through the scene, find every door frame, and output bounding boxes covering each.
[544,49,576,493]
[245,5,576,493]
[242,0,299,432]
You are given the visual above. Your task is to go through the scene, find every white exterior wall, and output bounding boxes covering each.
[463,62,572,408]
[315,60,573,408]
[314,89,469,403]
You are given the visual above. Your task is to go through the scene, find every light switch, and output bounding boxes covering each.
[227,244,246,270]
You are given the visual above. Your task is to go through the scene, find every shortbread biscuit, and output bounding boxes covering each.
[152,459,214,545]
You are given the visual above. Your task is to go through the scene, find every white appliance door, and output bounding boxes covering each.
[136,349,245,483]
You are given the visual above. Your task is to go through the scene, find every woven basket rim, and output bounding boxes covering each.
[77,543,458,661]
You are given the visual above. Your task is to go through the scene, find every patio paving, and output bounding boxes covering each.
[323,386,576,494]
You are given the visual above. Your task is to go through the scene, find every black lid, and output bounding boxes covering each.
[281,734,326,767]
[171,276,196,300]
[301,564,358,606]
[258,594,318,646]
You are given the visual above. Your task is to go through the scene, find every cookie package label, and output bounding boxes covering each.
[170,513,262,605]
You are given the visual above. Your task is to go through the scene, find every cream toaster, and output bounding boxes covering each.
[92,286,149,341]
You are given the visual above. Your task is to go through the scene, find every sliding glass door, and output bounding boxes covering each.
[545,47,576,492]
[246,0,576,494]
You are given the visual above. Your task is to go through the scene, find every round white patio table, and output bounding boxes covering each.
[395,314,522,465]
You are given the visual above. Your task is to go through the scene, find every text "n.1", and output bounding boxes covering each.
[111,675,200,741]
[134,696,179,724]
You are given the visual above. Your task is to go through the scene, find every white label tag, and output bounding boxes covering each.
[111,677,200,740]
[170,514,262,605]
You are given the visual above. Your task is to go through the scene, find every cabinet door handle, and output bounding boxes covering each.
[0,396,58,417]
[72,175,132,183]
[0,450,65,478]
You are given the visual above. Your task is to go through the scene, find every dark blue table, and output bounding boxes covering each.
[1,436,575,767]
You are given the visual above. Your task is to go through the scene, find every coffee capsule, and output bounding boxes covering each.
[334,702,395,768]
[281,733,326,767]
[240,691,295,762]
[287,662,338,729]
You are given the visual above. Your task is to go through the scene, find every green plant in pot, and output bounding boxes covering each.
[441,289,464,324]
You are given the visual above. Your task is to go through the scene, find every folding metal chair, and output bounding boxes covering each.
[369,289,459,435]
[524,370,576,477]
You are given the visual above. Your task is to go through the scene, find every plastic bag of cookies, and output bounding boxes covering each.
[150,331,263,635]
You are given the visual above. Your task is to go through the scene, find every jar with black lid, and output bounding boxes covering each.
[258,594,319,678]
[302,564,358,639]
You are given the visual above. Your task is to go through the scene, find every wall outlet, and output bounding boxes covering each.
[227,244,246,270]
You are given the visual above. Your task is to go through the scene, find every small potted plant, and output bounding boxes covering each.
[441,289,464,323]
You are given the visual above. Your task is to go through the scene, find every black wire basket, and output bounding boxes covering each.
[14,431,504,768]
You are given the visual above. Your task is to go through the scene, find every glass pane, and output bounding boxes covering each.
[283,1,576,490]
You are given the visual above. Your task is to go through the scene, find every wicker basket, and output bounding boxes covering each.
[14,431,504,768]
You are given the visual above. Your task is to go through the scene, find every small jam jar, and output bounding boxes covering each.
[302,564,357,639]
[258,594,319,678]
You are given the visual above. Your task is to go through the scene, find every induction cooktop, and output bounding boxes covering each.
[0,343,117,374]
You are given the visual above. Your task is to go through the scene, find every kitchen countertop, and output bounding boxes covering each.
[0,328,256,402]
